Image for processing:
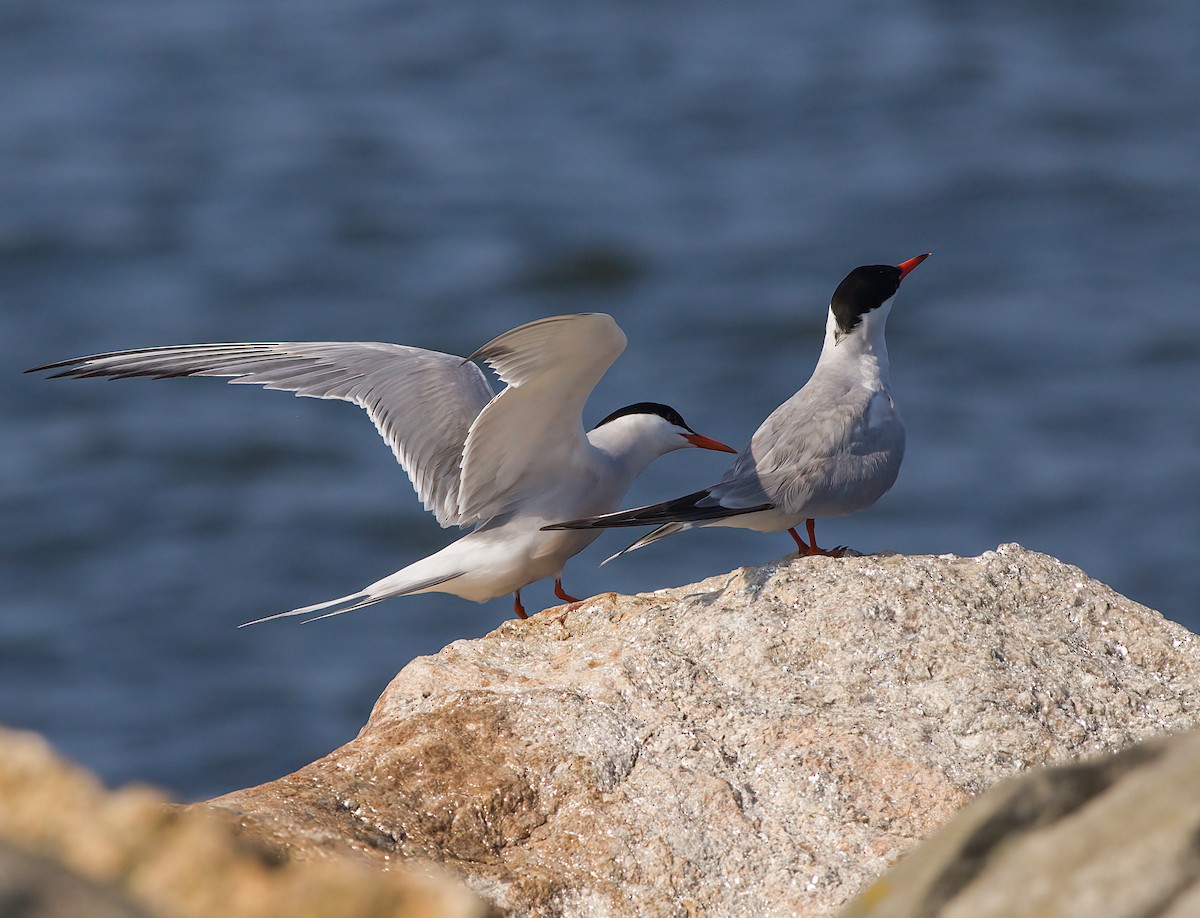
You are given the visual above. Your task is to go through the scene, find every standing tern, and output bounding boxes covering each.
[27,313,736,622]
[545,255,929,559]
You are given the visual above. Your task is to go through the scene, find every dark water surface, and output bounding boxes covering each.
[3,1,1198,799]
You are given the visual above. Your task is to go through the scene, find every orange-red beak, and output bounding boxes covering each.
[897,252,931,281]
[683,433,738,453]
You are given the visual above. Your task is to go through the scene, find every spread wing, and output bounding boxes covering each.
[27,342,495,528]
[456,313,627,521]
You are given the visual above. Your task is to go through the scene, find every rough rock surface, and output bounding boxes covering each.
[207,545,1200,916]
[843,727,1200,918]
[0,725,487,918]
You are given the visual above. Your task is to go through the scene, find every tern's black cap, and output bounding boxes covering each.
[830,253,929,336]
[830,265,904,336]
[593,402,693,432]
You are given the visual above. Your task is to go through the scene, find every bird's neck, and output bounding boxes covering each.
[816,306,892,388]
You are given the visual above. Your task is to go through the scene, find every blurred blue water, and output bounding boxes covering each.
[3,0,1198,800]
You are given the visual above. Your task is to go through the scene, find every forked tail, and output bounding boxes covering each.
[601,521,696,564]
[239,570,466,626]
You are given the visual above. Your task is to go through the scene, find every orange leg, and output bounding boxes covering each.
[804,518,847,558]
[788,526,812,553]
[554,578,581,604]
[513,591,528,619]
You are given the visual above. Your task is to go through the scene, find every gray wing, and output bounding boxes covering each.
[28,342,495,528]
[710,377,897,515]
[456,313,627,521]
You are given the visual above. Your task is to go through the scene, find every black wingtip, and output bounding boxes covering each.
[541,519,592,531]
[25,359,75,375]
[542,490,774,532]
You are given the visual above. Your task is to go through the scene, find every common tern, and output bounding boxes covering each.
[28,313,735,622]
[545,255,929,559]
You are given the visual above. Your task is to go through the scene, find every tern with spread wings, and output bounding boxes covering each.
[545,256,929,559]
[28,314,735,622]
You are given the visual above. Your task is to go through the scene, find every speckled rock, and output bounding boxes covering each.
[0,725,487,918]
[206,544,1200,916]
[842,727,1200,918]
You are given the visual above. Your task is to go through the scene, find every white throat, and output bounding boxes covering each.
[817,297,894,387]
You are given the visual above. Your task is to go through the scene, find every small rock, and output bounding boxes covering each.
[0,841,151,918]
[842,727,1200,917]
[0,725,487,918]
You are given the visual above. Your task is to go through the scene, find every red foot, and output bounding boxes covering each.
[554,578,581,604]
[513,591,528,619]
[789,520,847,558]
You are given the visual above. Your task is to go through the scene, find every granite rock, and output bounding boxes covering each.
[207,545,1200,916]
